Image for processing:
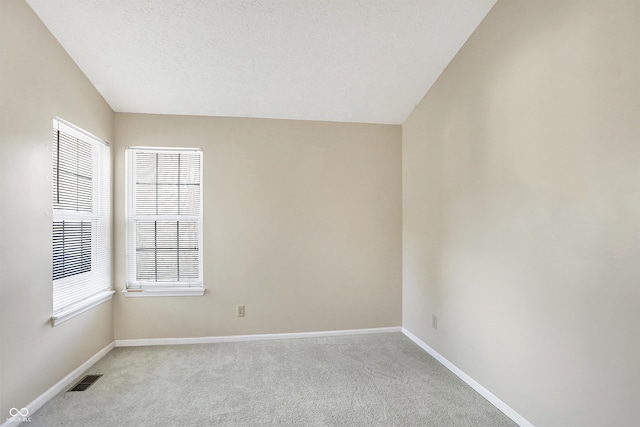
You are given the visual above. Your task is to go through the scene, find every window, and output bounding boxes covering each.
[125,147,204,296]
[52,118,112,325]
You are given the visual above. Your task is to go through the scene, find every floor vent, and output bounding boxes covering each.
[68,374,102,392]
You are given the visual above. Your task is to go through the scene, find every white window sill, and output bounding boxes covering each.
[121,288,205,297]
[51,290,115,326]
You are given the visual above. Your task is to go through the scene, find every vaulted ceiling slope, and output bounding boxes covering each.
[26,0,495,124]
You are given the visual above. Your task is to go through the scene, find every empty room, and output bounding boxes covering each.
[1,0,638,426]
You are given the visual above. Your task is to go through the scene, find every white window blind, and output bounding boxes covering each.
[52,118,111,320]
[126,147,203,291]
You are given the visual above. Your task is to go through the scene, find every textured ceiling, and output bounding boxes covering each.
[26,0,495,124]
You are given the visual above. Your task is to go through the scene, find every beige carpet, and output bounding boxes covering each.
[27,333,517,426]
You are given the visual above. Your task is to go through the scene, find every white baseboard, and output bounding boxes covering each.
[1,326,398,425]
[2,327,533,427]
[115,326,401,347]
[1,341,114,427]
[401,328,534,427]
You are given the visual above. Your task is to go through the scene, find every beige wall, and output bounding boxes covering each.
[113,113,402,339]
[402,1,640,426]
[0,0,115,418]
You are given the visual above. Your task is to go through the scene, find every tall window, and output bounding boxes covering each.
[52,118,112,325]
[125,147,204,296]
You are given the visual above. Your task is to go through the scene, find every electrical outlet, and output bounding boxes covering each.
[236,305,245,317]
[432,314,438,330]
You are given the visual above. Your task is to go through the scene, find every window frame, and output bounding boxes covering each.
[124,146,204,297]
[51,117,113,325]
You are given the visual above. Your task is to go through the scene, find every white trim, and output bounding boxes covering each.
[401,328,535,427]
[54,116,109,147]
[126,146,201,152]
[0,342,114,427]
[121,288,205,297]
[51,290,115,326]
[115,326,402,347]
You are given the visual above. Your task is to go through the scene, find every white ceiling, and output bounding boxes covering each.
[26,0,495,125]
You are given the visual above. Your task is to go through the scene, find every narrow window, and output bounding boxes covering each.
[52,118,112,324]
[125,147,203,296]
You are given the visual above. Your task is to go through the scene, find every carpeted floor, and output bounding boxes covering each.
[27,333,517,426]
